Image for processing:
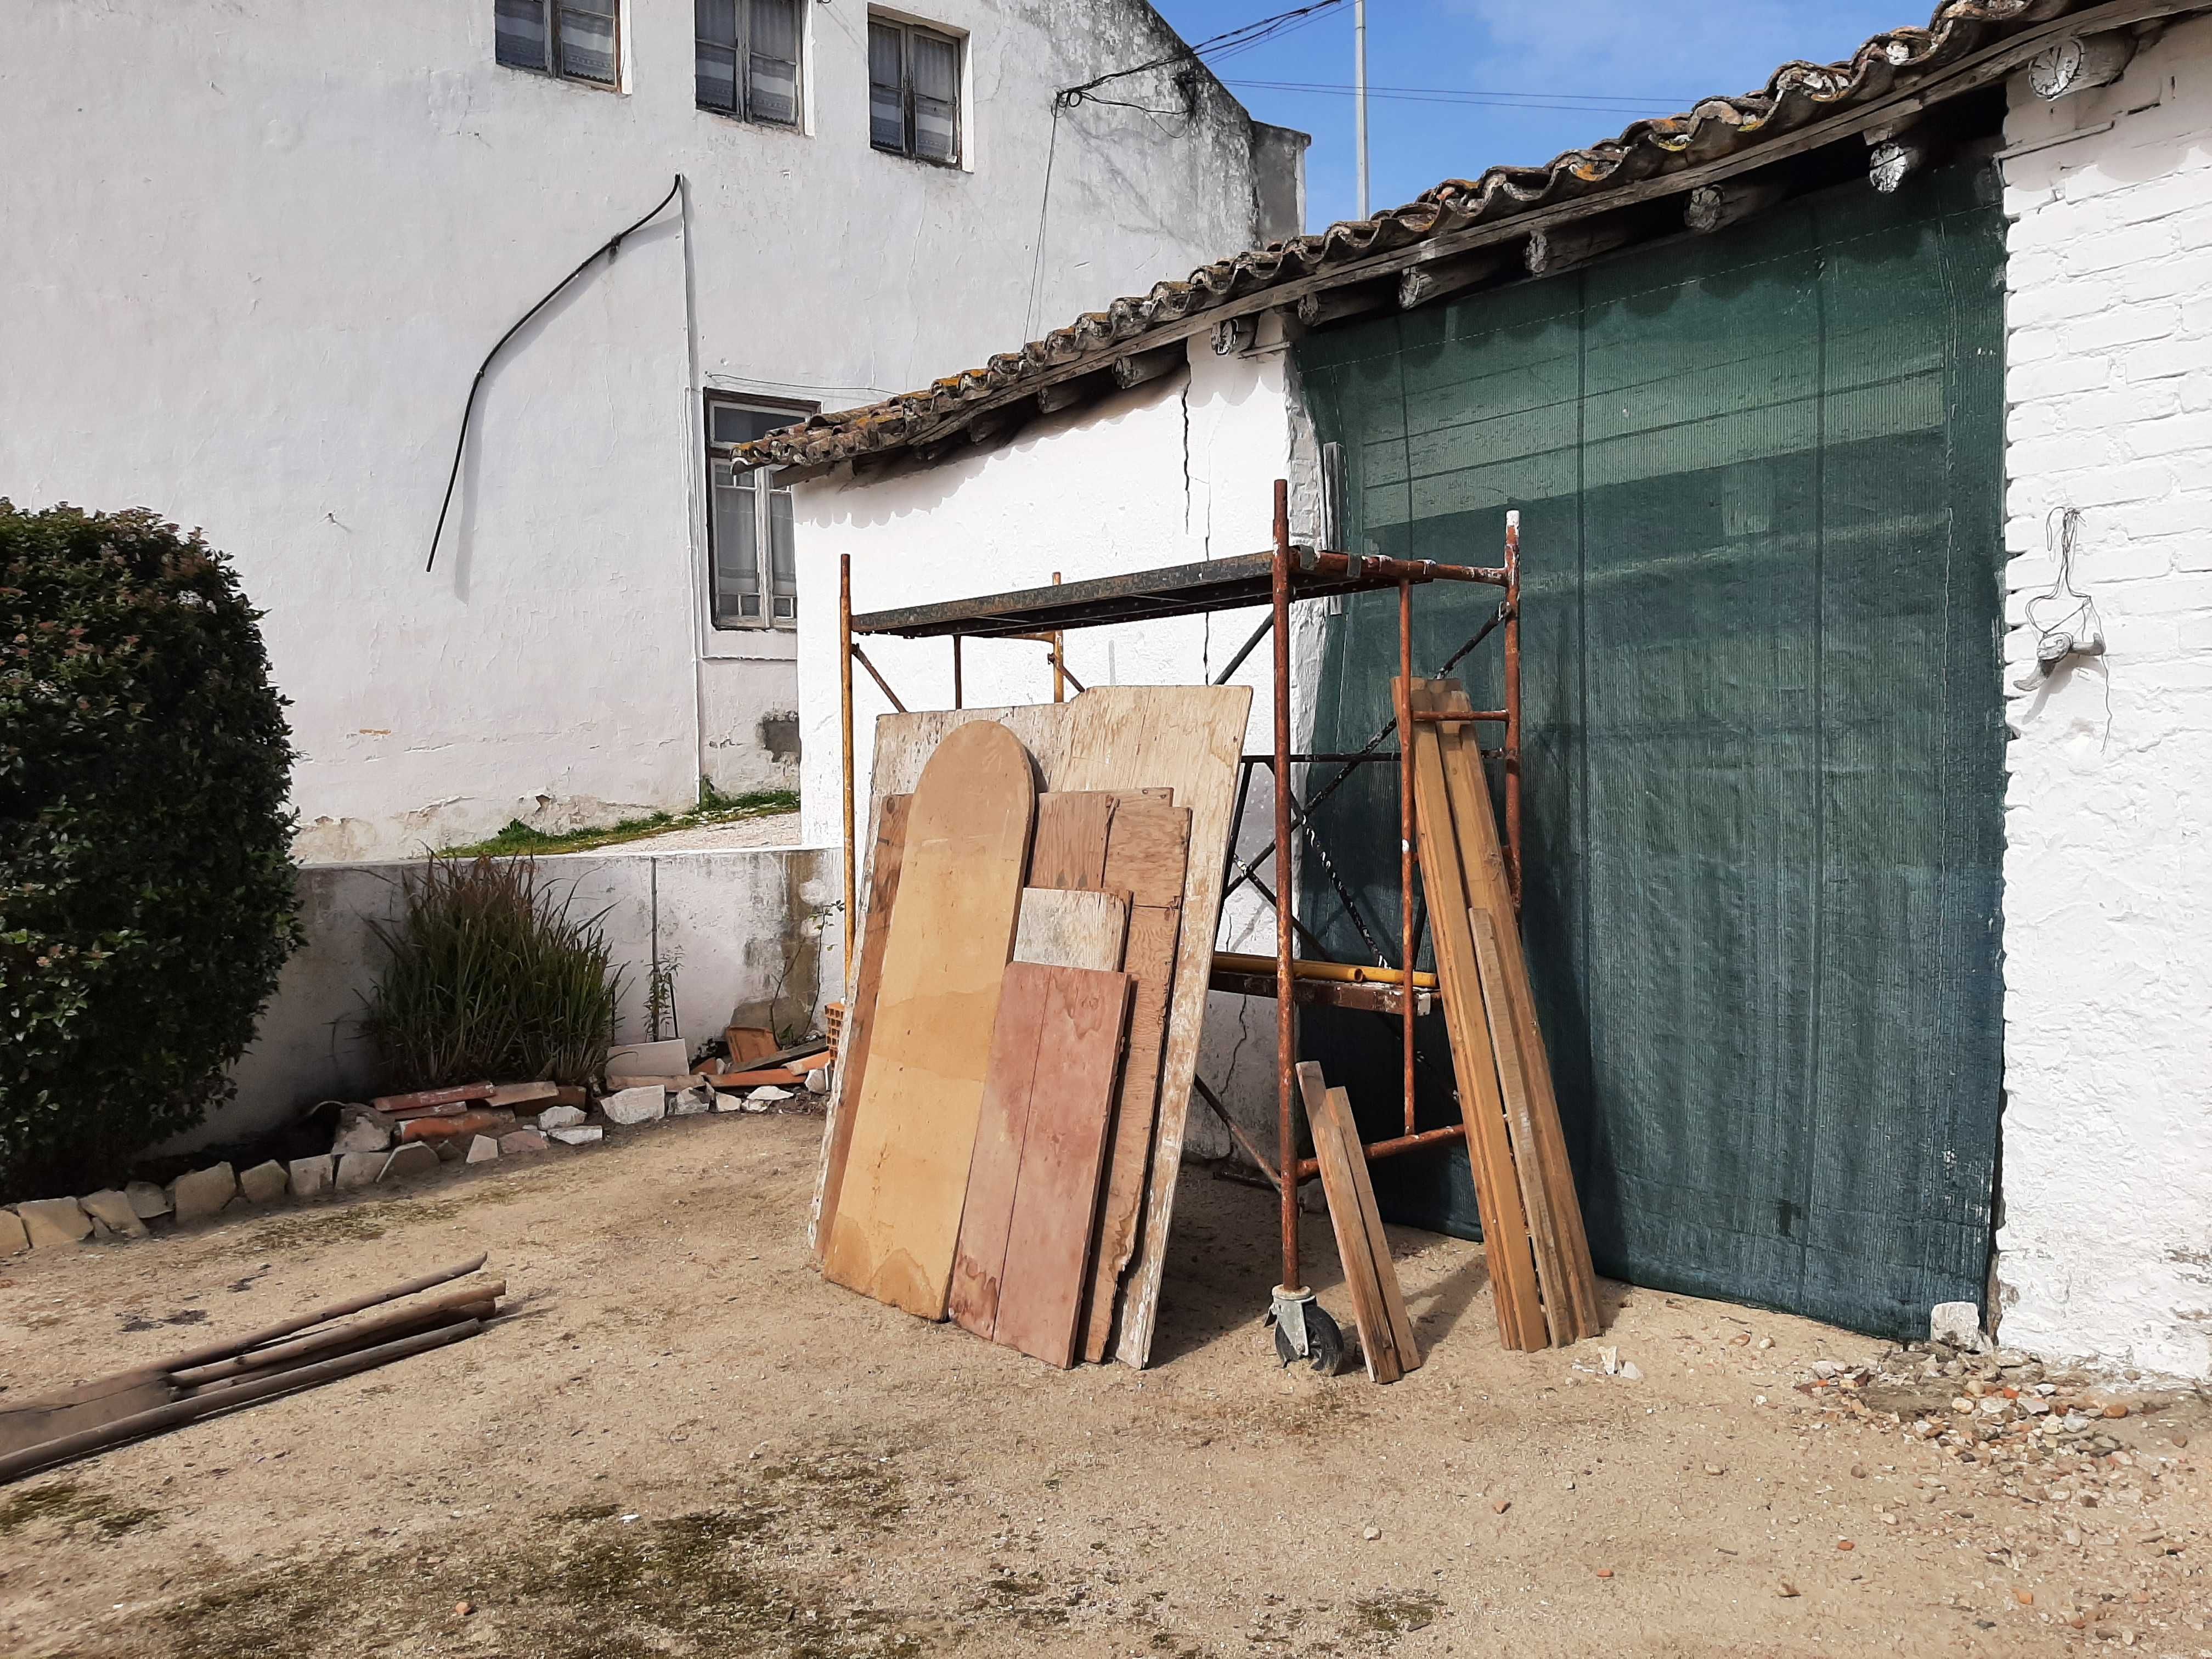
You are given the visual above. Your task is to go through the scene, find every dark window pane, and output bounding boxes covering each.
[709,402,792,445]
[748,0,799,124]
[768,488,796,620]
[496,0,549,69]
[868,22,905,151]
[696,0,736,46]
[713,464,761,625]
[557,3,617,82]
[911,32,958,160]
[697,41,737,110]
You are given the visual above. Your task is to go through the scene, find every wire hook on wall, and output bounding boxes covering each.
[2015,505,2106,692]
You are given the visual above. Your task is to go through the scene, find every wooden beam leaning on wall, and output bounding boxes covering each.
[1415,676,1600,1344]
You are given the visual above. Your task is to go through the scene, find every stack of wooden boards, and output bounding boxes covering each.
[1403,676,1599,1350]
[811,687,1250,1370]
[0,1255,501,1482]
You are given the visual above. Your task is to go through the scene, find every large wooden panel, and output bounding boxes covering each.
[992,964,1131,1369]
[1028,792,1118,889]
[1013,888,1130,972]
[1080,798,1190,1362]
[821,723,1036,1319]
[842,687,1250,1368]
[810,792,911,1260]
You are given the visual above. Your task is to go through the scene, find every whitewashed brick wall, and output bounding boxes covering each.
[1995,16,2212,1380]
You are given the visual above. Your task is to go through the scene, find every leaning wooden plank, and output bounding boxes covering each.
[1469,905,1576,1347]
[1334,1099,1423,1373]
[1428,679,1600,1341]
[809,792,911,1260]
[1079,797,1189,1363]
[1402,680,1548,1351]
[845,687,1252,1369]
[1013,887,1130,972]
[1296,1064,1403,1384]
[822,722,1037,1319]
[994,964,1131,1369]
[0,1321,484,1485]
[948,964,1054,1342]
[1028,791,1119,889]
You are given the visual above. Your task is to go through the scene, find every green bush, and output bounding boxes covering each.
[0,504,302,1201]
[362,855,625,1089]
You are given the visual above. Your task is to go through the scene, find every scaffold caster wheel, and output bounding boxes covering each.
[1267,1286,1345,1375]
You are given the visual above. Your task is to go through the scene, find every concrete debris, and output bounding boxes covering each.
[599,1086,665,1127]
[804,1065,831,1094]
[670,1084,715,1116]
[464,1135,500,1165]
[0,1208,27,1256]
[1599,1345,1620,1375]
[1618,1361,1643,1381]
[335,1151,385,1191]
[19,1197,93,1249]
[548,1125,603,1146]
[332,1107,396,1155]
[749,1086,794,1103]
[239,1160,290,1203]
[1929,1300,1983,1351]
[125,1180,172,1220]
[170,1164,238,1223]
[290,1155,335,1198]
[79,1189,150,1239]
[382,1144,440,1181]
[498,1130,550,1155]
[535,1104,587,1130]
[713,1094,747,1113]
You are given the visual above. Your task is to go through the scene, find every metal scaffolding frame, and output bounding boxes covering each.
[837,478,1523,1312]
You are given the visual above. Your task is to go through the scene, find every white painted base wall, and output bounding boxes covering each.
[791,333,1321,1138]
[1994,19,2212,1380]
[205,844,839,1151]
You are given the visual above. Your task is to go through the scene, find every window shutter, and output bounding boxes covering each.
[767,487,797,620]
[747,0,800,126]
[910,32,960,163]
[868,22,906,151]
[696,0,739,110]
[495,0,551,70]
[713,461,762,623]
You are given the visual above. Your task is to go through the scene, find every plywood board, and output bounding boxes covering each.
[1080,797,1190,1362]
[1403,681,1548,1351]
[1028,792,1118,889]
[1013,887,1130,972]
[821,723,1036,1318]
[809,793,912,1260]
[1297,1064,1405,1384]
[947,965,1052,1342]
[1427,677,1600,1341]
[992,964,1131,1369]
[844,686,1251,1368]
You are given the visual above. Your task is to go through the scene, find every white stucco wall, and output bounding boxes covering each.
[210,844,839,1149]
[0,0,1292,861]
[789,331,1321,1135]
[1992,18,2212,1381]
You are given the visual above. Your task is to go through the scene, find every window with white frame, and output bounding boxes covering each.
[867,17,961,165]
[496,0,620,86]
[706,397,808,628]
[696,0,802,126]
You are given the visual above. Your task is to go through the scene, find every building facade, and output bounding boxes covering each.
[0,0,1304,860]
[744,2,2212,1379]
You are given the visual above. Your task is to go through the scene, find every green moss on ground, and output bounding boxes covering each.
[441,788,798,859]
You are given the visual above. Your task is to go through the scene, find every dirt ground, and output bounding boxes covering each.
[2,1112,2208,1659]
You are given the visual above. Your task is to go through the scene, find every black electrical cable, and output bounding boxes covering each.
[425,173,685,574]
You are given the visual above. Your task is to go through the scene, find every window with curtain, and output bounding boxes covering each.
[867,17,962,164]
[496,0,619,87]
[696,0,802,126]
[706,397,809,628]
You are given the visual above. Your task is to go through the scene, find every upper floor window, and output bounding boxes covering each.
[696,0,801,126]
[496,0,620,87]
[706,396,810,628]
[868,18,961,165]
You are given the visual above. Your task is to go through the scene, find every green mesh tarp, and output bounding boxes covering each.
[1293,162,2006,1339]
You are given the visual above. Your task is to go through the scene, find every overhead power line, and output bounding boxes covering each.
[1227,80,1701,113]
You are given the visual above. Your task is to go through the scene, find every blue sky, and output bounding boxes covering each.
[1142,0,1937,232]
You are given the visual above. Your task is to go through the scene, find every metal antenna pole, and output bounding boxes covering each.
[1355,0,1369,218]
